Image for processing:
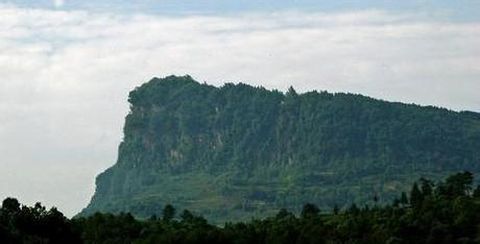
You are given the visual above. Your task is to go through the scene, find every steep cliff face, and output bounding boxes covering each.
[80,75,480,222]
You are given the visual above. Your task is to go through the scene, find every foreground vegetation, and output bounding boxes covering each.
[2,172,480,243]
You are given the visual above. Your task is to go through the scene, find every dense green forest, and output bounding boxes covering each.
[2,172,480,243]
[80,75,480,223]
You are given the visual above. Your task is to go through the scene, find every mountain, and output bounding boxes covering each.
[80,75,480,223]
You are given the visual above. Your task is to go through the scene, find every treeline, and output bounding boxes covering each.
[2,172,480,243]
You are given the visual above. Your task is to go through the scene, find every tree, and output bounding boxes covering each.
[162,204,176,222]
[373,194,379,204]
[301,203,320,219]
[1,198,20,213]
[180,209,194,222]
[4,172,480,243]
[276,208,291,219]
[348,203,360,215]
[410,182,423,208]
[400,192,409,205]
[420,178,434,196]
[149,214,158,221]
[333,204,339,215]
[286,86,298,97]
[473,185,480,198]
[443,171,474,197]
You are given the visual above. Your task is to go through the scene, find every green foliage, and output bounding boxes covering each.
[438,171,474,198]
[0,200,81,244]
[80,75,480,223]
[410,182,423,208]
[4,172,480,243]
[2,198,20,213]
[300,203,320,219]
[162,204,176,222]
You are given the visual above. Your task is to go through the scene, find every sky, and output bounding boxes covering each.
[0,0,479,217]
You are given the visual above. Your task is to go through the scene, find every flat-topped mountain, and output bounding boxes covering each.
[80,75,480,223]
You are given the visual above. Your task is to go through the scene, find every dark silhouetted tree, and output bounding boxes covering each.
[410,182,423,208]
[301,203,320,219]
[162,204,176,222]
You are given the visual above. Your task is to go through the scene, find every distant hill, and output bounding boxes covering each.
[80,75,480,223]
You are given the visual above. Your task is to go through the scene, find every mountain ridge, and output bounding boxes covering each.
[80,75,480,223]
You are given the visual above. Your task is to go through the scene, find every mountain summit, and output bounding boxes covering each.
[80,75,480,222]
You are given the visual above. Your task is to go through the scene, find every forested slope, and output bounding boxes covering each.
[80,75,480,223]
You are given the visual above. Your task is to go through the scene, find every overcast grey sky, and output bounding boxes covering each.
[0,1,479,216]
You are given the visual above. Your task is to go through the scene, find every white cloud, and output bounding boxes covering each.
[53,0,64,8]
[0,4,479,216]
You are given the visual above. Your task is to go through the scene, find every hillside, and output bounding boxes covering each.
[80,75,480,223]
